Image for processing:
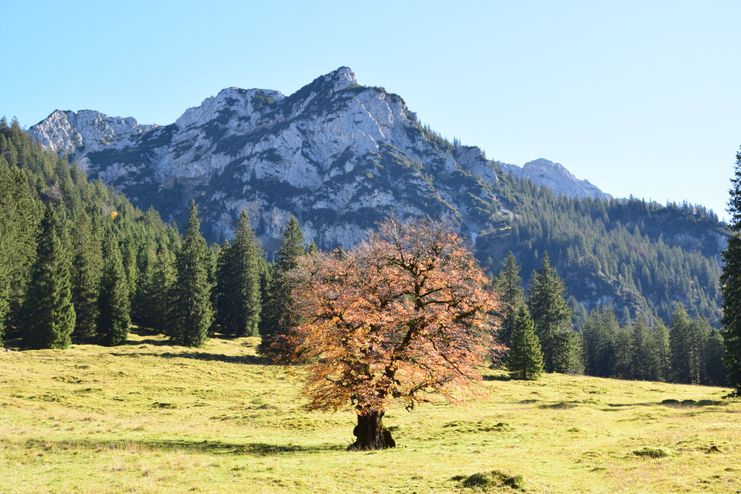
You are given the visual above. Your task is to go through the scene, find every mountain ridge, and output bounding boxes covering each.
[26,67,725,323]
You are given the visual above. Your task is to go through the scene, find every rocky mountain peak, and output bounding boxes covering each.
[29,68,608,247]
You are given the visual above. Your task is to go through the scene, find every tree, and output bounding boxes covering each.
[71,213,102,342]
[98,232,131,346]
[581,307,619,377]
[527,253,580,373]
[496,252,525,355]
[21,206,76,349]
[259,216,305,357]
[721,147,741,393]
[288,219,499,450]
[132,240,158,329]
[151,242,177,334]
[214,211,262,336]
[171,202,213,347]
[508,305,544,380]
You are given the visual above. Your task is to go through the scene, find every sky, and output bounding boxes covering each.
[2,0,739,218]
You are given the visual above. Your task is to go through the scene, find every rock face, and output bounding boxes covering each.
[29,67,604,251]
[501,158,609,200]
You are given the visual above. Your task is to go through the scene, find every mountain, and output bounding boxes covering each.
[27,67,726,323]
[29,67,603,246]
[500,158,608,200]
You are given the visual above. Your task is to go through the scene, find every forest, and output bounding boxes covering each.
[0,118,730,393]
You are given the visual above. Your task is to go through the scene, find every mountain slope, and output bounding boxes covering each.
[28,67,726,323]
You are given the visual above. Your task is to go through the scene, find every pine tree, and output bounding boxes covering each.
[215,212,263,336]
[582,307,619,377]
[98,232,131,345]
[71,213,102,342]
[151,242,177,335]
[259,216,304,357]
[669,304,707,384]
[508,305,544,380]
[21,206,76,349]
[721,148,741,393]
[132,240,158,329]
[653,321,672,381]
[527,253,580,373]
[496,252,525,353]
[171,202,213,347]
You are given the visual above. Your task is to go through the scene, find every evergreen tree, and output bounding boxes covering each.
[704,329,727,386]
[631,318,659,380]
[132,240,158,328]
[721,148,741,393]
[21,206,76,349]
[508,305,544,379]
[688,317,710,384]
[669,304,708,384]
[71,213,102,342]
[98,232,131,345]
[496,252,525,353]
[171,202,213,347]
[259,216,304,357]
[527,253,580,372]
[214,212,262,336]
[582,307,619,377]
[151,242,177,334]
[653,321,672,381]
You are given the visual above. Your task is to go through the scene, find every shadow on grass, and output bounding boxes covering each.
[606,399,726,408]
[24,438,344,456]
[111,351,272,365]
[482,374,512,382]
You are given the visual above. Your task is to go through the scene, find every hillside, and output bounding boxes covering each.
[0,330,737,493]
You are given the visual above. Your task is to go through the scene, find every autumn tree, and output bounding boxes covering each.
[288,218,499,450]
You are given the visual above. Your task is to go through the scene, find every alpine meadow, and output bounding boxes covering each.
[1,2,741,493]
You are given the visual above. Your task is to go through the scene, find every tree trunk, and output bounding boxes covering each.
[348,410,396,450]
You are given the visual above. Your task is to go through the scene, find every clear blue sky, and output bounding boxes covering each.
[2,0,739,218]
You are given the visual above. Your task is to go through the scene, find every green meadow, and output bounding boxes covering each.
[1,329,738,493]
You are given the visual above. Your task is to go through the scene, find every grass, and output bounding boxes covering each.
[1,329,739,493]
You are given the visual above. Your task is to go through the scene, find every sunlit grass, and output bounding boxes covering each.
[1,329,738,493]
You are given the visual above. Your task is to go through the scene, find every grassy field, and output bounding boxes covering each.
[0,329,738,493]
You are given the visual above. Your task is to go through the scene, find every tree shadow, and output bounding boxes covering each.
[482,374,511,382]
[24,438,344,456]
[605,399,727,408]
[111,351,272,366]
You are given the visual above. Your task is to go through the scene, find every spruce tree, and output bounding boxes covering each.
[71,213,102,342]
[721,148,741,393]
[21,206,76,349]
[171,202,213,347]
[98,232,131,345]
[670,305,693,383]
[527,253,580,373]
[151,242,177,335]
[259,216,304,357]
[215,211,262,336]
[508,305,544,380]
[132,240,158,329]
[496,252,525,353]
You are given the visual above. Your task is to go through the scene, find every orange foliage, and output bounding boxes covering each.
[288,218,500,416]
